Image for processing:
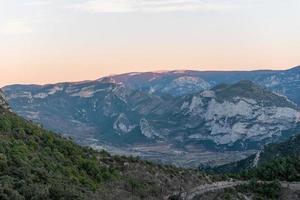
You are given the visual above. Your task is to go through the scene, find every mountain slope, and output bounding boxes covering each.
[0,90,210,199]
[3,80,300,167]
[211,133,300,174]
[171,80,300,148]
[104,71,212,97]
[105,69,277,96]
[3,81,166,145]
[5,80,300,147]
[107,66,300,106]
[257,66,300,105]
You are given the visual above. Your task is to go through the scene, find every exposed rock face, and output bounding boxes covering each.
[0,90,10,111]
[4,66,300,167]
[160,76,211,96]
[184,97,299,145]
[177,81,300,145]
[113,113,137,134]
[140,118,161,139]
[3,80,300,152]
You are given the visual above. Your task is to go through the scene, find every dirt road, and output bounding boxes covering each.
[166,181,300,200]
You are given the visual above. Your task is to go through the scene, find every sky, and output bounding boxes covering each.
[1,0,300,86]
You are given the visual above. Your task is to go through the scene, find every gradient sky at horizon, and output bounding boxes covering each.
[1,0,300,86]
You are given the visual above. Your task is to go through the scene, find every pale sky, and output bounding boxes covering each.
[1,0,300,86]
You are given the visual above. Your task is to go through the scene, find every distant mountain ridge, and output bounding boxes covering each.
[106,65,300,105]
[3,75,300,167]
[1,81,292,200]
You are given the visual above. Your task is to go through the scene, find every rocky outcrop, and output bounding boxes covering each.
[2,80,300,152]
[113,114,137,134]
[178,82,300,145]
[140,118,161,139]
[0,90,10,111]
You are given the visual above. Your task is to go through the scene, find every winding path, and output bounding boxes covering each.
[165,181,300,200]
[182,181,247,200]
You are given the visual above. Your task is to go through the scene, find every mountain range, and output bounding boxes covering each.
[107,65,300,105]
[1,87,300,199]
[3,65,300,167]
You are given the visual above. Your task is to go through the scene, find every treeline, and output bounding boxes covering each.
[237,156,300,181]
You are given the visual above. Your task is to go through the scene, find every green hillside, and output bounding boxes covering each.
[210,133,300,182]
[255,134,300,166]
[240,134,300,181]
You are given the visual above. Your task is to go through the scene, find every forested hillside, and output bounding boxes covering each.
[211,133,300,182]
[0,91,209,200]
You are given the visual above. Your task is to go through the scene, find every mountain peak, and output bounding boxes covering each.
[213,80,296,107]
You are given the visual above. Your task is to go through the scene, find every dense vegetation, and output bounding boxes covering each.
[202,131,300,199]
[238,156,300,182]
[210,133,300,174]
[233,180,281,200]
[211,135,300,182]
[240,180,281,199]
[0,108,118,199]
[256,134,300,165]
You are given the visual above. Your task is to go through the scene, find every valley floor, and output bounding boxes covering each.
[87,141,257,168]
